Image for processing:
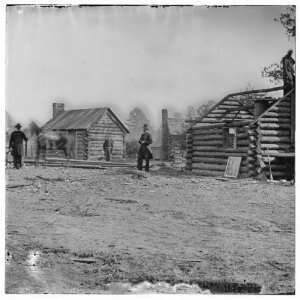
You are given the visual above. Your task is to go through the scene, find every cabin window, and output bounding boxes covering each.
[223,127,237,149]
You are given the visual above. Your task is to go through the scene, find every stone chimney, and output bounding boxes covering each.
[161,109,169,161]
[53,103,64,119]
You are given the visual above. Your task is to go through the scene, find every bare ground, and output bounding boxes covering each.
[5,166,295,294]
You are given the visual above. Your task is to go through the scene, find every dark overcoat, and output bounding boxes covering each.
[9,130,28,156]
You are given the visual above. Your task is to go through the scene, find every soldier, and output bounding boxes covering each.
[281,49,295,95]
[137,124,153,172]
[9,123,28,169]
[103,136,113,161]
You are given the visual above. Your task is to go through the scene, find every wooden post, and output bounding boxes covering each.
[161,109,169,161]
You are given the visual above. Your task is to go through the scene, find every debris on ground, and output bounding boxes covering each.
[5,166,295,294]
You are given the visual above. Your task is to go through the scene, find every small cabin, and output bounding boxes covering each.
[42,103,129,160]
[186,87,295,180]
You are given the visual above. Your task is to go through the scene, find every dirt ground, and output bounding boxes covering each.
[5,165,295,294]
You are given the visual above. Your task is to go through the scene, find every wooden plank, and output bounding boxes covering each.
[192,134,224,141]
[259,118,291,123]
[258,123,291,129]
[192,151,248,157]
[259,129,290,136]
[262,112,291,118]
[224,156,242,178]
[192,146,248,152]
[260,143,292,150]
[260,136,291,143]
[262,151,294,157]
[192,157,228,164]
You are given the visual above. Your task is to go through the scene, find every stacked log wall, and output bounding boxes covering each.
[75,130,88,160]
[88,112,125,160]
[190,125,250,177]
[247,124,258,177]
[185,130,193,171]
[256,97,292,179]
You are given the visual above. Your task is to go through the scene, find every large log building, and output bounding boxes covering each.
[43,103,129,160]
[186,86,295,179]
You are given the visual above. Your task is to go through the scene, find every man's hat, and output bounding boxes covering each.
[143,124,148,128]
[15,123,21,129]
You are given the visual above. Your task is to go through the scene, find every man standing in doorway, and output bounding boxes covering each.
[9,123,28,169]
[137,124,153,172]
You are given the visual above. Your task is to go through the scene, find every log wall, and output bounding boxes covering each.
[75,130,88,160]
[256,97,293,179]
[188,124,250,177]
[87,112,125,160]
[186,87,294,179]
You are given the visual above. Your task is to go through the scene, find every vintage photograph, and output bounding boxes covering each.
[5,4,295,294]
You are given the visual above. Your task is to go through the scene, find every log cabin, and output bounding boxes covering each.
[186,86,295,180]
[42,103,129,160]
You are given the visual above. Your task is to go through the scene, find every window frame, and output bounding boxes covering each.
[223,127,237,149]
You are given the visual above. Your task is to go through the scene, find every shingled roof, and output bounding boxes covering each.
[43,107,129,133]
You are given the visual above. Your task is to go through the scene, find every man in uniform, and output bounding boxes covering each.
[103,136,113,161]
[9,123,28,169]
[281,49,295,95]
[137,124,153,172]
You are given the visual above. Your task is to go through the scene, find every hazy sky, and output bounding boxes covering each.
[6,5,294,128]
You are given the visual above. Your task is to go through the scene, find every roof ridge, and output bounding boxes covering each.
[65,107,106,112]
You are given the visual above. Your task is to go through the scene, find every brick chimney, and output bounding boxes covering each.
[52,103,64,119]
[161,109,169,161]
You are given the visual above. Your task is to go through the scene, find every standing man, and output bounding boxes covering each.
[9,123,28,169]
[282,49,296,148]
[103,136,113,161]
[137,124,153,172]
[281,49,295,95]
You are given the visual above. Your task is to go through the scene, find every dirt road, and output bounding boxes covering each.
[5,166,295,294]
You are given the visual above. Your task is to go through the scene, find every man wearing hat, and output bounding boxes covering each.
[137,124,153,172]
[9,123,28,169]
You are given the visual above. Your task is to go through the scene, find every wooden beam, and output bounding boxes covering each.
[251,88,295,125]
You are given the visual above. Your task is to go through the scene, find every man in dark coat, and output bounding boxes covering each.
[103,136,113,161]
[137,124,153,172]
[9,123,28,169]
[281,49,295,95]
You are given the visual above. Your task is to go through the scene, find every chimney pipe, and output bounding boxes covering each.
[53,103,64,119]
[161,109,169,161]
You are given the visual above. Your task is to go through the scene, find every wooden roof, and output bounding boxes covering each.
[190,86,283,129]
[43,107,129,133]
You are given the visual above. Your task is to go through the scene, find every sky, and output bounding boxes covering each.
[5,5,295,128]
